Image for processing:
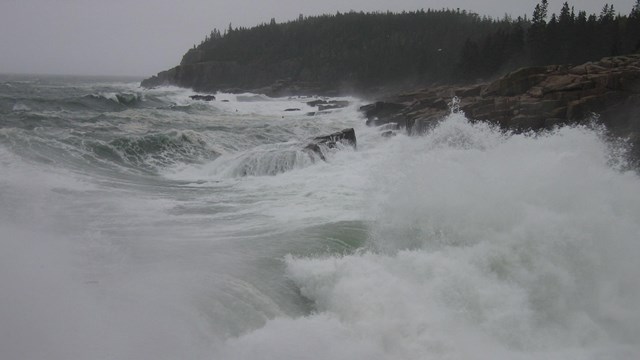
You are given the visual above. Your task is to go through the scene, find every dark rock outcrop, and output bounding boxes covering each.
[304,128,357,161]
[115,93,138,105]
[307,99,328,107]
[361,54,640,159]
[190,94,216,101]
[317,100,350,111]
[360,101,408,128]
[303,99,351,111]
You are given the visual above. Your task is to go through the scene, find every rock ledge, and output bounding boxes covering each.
[362,54,640,159]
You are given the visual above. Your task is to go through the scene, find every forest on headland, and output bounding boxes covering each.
[148,1,640,92]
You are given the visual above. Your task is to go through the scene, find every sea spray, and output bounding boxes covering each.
[218,112,640,360]
[2,77,638,360]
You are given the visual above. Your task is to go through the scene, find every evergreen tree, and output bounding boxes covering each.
[529,0,549,64]
[532,0,549,25]
[629,0,640,51]
[559,2,574,25]
[176,3,640,88]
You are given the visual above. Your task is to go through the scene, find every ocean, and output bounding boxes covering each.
[1,75,639,360]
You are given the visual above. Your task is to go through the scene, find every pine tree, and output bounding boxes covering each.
[559,2,573,25]
[599,4,615,22]
[532,0,549,25]
[630,0,640,51]
[529,0,549,64]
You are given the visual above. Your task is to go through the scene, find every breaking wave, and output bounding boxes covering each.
[2,77,638,360]
[216,113,640,360]
[87,131,220,170]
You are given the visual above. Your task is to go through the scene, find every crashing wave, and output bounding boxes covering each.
[210,144,321,177]
[88,131,218,170]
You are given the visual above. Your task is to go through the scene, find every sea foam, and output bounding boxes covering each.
[218,113,640,360]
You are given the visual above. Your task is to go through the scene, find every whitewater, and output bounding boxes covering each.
[0,75,639,360]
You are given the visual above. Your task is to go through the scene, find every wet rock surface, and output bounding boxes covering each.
[304,128,357,161]
[190,94,216,101]
[361,54,640,160]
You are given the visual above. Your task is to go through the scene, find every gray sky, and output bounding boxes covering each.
[0,0,635,77]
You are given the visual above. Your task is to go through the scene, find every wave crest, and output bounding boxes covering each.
[88,131,219,170]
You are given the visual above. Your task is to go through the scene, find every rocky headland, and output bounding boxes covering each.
[143,49,640,163]
[141,60,341,97]
[361,54,640,161]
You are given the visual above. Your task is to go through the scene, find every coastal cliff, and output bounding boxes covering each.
[362,54,640,161]
[140,59,327,96]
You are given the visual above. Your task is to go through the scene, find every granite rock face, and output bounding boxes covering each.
[361,54,640,159]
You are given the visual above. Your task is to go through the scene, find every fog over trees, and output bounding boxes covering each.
[180,1,640,87]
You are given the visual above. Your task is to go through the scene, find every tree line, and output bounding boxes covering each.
[181,1,640,87]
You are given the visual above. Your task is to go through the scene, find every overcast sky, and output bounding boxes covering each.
[0,0,635,77]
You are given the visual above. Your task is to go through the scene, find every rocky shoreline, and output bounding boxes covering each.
[141,61,344,97]
[361,54,640,161]
[144,54,640,163]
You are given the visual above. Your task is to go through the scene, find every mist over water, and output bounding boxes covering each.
[1,76,638,359]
